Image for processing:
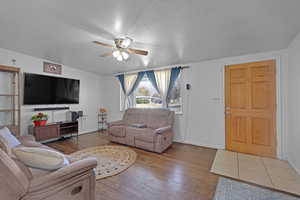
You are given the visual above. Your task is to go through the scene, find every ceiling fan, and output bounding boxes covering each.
[93,36,149,61]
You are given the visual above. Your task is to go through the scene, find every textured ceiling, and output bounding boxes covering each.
[0,0,300,74]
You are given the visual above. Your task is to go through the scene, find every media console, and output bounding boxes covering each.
[29,120,78,142]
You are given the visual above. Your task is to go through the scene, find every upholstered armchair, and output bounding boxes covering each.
[0,135,97,200]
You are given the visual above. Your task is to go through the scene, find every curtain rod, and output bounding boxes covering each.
[114,65,190,76]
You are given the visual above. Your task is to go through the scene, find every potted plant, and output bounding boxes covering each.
[32,113,48,126]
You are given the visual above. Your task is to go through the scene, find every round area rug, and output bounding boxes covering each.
[71,145,137,180]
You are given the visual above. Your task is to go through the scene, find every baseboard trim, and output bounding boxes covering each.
[78,129,99,135]
[288,156,300,175]
[182,140,225,150]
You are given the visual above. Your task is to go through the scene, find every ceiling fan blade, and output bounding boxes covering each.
[93,41,114,48]
[100,52,113,57]
[128,48,148,56]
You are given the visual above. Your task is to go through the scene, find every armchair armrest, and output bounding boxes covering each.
[29,157,97,191]
[108,120,125,127]
[154,126,172,134]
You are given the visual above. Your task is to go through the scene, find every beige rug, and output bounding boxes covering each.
[211,150,300,196]
[71,145,137,180]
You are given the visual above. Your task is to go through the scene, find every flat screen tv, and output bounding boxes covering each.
[24,73,80,105]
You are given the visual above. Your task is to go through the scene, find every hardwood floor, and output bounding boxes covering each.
[47,132,219,200]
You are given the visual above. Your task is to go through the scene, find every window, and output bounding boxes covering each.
[135,75,162,108]
[120,73,182,113]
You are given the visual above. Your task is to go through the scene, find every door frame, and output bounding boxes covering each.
[223,54,286,159]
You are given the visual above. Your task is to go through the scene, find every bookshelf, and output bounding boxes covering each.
[0,65,21,136]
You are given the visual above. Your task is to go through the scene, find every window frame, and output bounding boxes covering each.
[119,73,183,114]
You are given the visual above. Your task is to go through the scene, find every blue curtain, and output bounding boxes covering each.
[116,72,145,109]
[145,70,159,93]
[116,74,126,94]
[167,67,182,101]
[128,71,145,96]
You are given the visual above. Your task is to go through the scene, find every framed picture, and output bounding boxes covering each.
[43,62,62,75]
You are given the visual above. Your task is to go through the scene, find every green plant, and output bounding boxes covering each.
[136,98,150,104]
[31,113,48,121]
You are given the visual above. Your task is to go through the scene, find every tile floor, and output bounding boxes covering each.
[211,150,300,196]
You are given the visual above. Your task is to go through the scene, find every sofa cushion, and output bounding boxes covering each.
[134,131,156,143]
[13,147,69,171]
[126,126,151,135]
[124,111,142,124]
[110,126,126,137]
[135,140,154,151]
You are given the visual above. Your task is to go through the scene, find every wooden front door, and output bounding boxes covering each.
[225,60,276,158]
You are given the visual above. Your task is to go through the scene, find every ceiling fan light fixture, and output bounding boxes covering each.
[93,36,148,61]
[112,50,121,58]
[120,37,132,48]
[121,51,129,60]
[116,55,123,61]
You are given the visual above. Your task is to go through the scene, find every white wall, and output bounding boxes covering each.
[102,50,288,159]
[287,32,300,174]
[0,48,104,135]
[0,46,290,162]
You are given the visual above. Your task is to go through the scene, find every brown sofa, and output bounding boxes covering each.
[108,108,175,153]
[0,134,97,200]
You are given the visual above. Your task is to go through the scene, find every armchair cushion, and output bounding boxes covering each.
[13,147,69,171]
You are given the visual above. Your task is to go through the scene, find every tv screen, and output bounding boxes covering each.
[24,73,80,105]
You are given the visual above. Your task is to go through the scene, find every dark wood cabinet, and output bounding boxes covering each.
[30,121,78,142]
[33,124,60,141]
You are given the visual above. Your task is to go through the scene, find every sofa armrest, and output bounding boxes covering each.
[29,157,97,191]
[154,126,172,134]
[108,120,125,127]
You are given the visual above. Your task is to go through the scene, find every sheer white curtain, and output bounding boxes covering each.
[154,69,171,108]
[123,73,138,109]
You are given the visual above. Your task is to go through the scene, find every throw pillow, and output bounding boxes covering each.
[0,127,21,148]
[13,147,69,170]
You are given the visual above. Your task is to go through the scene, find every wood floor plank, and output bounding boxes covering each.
[47,132,219,200]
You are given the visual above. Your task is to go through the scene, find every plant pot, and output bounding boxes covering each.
[33,120,47,126]
[40,120,47,126]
